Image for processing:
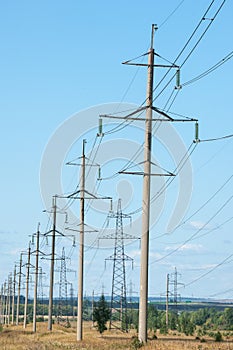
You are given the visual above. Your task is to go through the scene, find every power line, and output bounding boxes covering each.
[194,214,233,241]
[199,133,233,143]
[184,251,233,288]
[126,142,196,216]
[150,193,233,265]
[153,0,225,102]
[182,50,233,87]
[159,0,186,28]
[174,173,233,231]
[208,287,233,298]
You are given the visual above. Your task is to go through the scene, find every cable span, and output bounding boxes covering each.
[149,193,233,265]
[153,0,227,105]
[182,51,233,87]
[159,0,186,28]
[184,252,233,288]
[174,173,233,231]
[126,142,196,216]
[199,133,233,143]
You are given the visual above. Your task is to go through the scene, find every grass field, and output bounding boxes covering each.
[1,322,233,350]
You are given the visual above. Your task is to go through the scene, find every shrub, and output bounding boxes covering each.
[130,336,143,349]
[214,331,223,342]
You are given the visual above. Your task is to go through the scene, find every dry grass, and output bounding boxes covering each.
[1,322,233,350]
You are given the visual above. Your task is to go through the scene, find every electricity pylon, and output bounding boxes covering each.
[31,224,46,332]
[170,267,183,314]
[104,199,135,332]
[66,139,111,341]
[37,267,45,318]
[16,253,23,326]
[100,24,198,342]
[45,196,73,331]
[57,247,68,325]
[23,241,34,329]
[11,265,16,325]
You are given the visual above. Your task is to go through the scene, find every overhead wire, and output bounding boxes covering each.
[156,213,233,245]
[159,0,186,29]
[182,50,233,87]
[193,214,233,241]
[149,193,233,265]
[199,133,233,143]
[183,251,233,288]
[143,139,233,243]
[126,142,196,216]
[153,0,225,102]
[180,0,226,69]
[173,173,233,232]
[208,287,233,298]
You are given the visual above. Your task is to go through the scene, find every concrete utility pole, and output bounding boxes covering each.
[77,140,85,341]
[3,281,7,324]
[100,24,197,344]
[92,290,94,328]
[33,224,40,332]
[11,265,16,325]
[48,196,57,331]
[0,285,3,324]
[16,253,23,326]
[7,274,12,325]
[138,24,155,343]
[23,242,31,329]
[66,139,110,340]
[166,274,169,327]
[4,282,8,325]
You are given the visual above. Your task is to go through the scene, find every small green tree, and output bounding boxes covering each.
[178,311,195,335]
[93,294,111,334]
[214,331,223,342]
[148,304,159,331]
[223,308,233,330]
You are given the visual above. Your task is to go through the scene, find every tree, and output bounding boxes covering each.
[222,308,233,330]
[178,311,195,335]
[148,304,159,331]
[168,311,178,330]
[93,294,111,334]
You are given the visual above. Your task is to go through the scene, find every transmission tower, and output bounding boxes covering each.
[37,267,45,318]
[169,267,183,314]
[69,283,75,321]
[104,199,135,332]
[57,247,68,325]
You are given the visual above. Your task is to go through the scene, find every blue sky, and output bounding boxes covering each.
[0,0,233,300]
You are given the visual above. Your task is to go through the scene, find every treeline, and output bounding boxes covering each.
[129,305,233,335]
[15,299,233,335]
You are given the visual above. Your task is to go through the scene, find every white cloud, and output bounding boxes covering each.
[165,243,203,253]
[188,221,214,230]
[177,263,217,271]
